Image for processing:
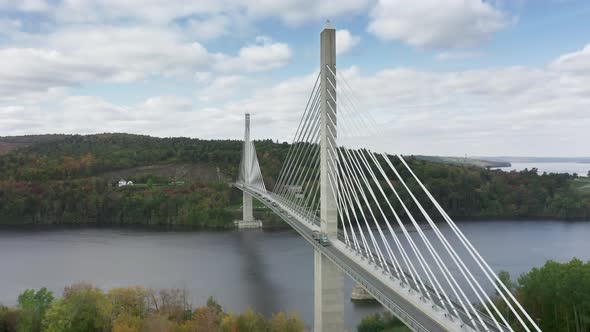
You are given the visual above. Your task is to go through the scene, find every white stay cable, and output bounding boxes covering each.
[353,148,459,313]
[330,138,391,273]
[330,63,534,326]
[333,86,451,304]
[372,152,486,328]
[329,147,378,265]
[274,85,321,193]
[337,85,482,325]
[276,106,321,198]
[338,146,407,281]
[334,75,493,329]
[384,155,503,331]
[323,102,383,266]
[250,143,267,192]
[399,156,540,332]
[334,91,441,301]
[274,100,320,197]
[283,135,321,207]
[301,165,320,218]
[293,146,320,216]
[273,73,320,192]
[323,154,352,247]
[277,114,321,200]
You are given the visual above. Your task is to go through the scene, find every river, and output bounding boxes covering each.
[1,220,589,330]
[494,162,589,176]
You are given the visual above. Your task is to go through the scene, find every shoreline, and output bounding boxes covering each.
[0,217,587,233]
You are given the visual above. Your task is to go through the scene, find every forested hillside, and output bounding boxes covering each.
[0,133,587,226]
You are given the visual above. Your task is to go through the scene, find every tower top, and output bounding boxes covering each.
[323,19,334,30]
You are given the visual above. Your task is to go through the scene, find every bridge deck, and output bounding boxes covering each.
[236,185,468,332]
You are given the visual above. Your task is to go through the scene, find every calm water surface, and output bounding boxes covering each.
[1,220,589,330]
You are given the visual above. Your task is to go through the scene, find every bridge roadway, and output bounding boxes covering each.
[235,184,476,332]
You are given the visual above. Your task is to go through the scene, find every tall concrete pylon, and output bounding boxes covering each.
[243,113,254,222]
[315,20,344,332]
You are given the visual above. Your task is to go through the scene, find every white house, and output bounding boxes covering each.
[118,179,134,187]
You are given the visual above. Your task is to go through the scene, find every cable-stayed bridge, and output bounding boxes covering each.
[234,23,542,332]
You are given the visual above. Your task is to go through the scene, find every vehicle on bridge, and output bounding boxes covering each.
[312,231,330,246]
[318,233,330,246]
[312,230,320,241]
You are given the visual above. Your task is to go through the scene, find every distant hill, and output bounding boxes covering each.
[0,134,67,155]
[481,156,590,164]
[414,155,510,168]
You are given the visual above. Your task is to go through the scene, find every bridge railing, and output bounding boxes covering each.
[240,184,510,332]
[241,185,429,332]
[338,230,510,332]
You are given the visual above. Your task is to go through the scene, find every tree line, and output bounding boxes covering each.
[491,258,590,332]
[0,284,304,332]
[0,133,588,226]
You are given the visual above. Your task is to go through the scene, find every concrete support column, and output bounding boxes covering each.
[320,22,338,238]
[243,192,253,222]
[314,250,344,332]
[315,21,344,332]
[243,113,254,222]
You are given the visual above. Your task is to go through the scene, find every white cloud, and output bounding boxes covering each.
[436,51,484,61]
[0,18,22,36]
[3,44,588,157]
[0,0,586,158]
[187,15,232,40]
[242,0,371,26]
[197,75,251,102]
[214,38,292,73]
[0,24,293,101]
[143,96,193,112]
[45,25,214,82]
[7,0,370,26]
[336,29,360,55]
[367,0,513,48]
[0,0,49,12]
[0,48,111,99]
[50,1,226,24]
[550,44,590,73]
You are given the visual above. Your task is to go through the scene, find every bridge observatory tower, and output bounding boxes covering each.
[315,20,344,332]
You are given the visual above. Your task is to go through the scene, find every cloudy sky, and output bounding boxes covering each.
[0,0,588,157]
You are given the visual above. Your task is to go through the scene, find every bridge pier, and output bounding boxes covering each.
[243,192,253,222]
[236,113,262,228]
[314,250,344,332]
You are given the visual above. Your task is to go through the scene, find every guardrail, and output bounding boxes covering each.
[237,185,431,332]
[235,183,507,332]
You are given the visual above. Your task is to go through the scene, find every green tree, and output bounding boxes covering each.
[42,284,111,332]
[269,312,304,332]
[16,288,54,332]
[234,309,268,332]
[493,258,590,332]
[0,305,21,332]
[357,312,409,332]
